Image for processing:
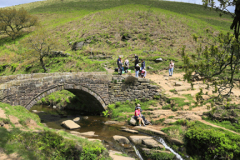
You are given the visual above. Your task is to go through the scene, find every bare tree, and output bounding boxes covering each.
[23,28,57,72]
[0,8,38,40]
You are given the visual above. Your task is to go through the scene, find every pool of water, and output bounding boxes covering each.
[31,105,142,159]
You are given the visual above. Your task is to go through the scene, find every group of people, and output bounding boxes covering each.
[117,54,146,78]
[117,56,129,75]
[117,55,175,77]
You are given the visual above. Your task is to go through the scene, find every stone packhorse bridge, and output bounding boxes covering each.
[0,72,159,112]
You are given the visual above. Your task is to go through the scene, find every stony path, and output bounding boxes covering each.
[146,71,240,136]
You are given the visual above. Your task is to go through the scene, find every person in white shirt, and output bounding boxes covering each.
[169,60,174,76]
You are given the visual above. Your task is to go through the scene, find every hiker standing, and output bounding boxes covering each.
[118,57,123,75]
[169,60,174,76]
[135,64,140,78]
[124,59,129,73]
[135,54,139,67]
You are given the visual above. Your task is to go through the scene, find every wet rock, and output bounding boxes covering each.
[73,117,80,122]
[121,128,138,134]
[32,110,38,113]
[142,148,171,154]
[69,131,85,139]
[129,117,137,126]
[78,131,97,137]
[83,116,88,119]
[113,135,130,144]
[129,136,152,145]
[142,139,164,149]
[105,121,119,125]
[168,138,184,146]
[133,126,167,136]
[61,120,80,130]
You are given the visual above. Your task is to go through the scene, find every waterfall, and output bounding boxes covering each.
[132,145,144,160]
[156,137,183,160]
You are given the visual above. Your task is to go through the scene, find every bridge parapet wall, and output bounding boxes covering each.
[109,76,159,103]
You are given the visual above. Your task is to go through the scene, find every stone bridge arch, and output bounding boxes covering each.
[0,72,160,112]
[0,72,111,112]
[25,83,107,112]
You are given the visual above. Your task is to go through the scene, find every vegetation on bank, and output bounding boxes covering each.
[161,120,240,160]
[0,102,110,160]
[38,90,79,109]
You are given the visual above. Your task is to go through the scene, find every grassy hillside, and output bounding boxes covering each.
[0,0,233,75]
[0,102,110,160]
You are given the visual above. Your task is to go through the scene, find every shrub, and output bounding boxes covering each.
[146,150,176,160]
[124,76,137,84]
[185,122,240,159]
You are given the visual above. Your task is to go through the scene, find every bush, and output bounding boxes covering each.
[185,122,240,159]
[146,150,176,160]
[124,76,137,84]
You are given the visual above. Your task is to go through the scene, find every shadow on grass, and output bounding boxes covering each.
[0,33,30,46]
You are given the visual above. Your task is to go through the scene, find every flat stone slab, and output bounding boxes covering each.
[142,139,164,149]
[61,120,80,130]
[129,136,152,145]
[133,126,167,136]
[73,117,80,122]
[164,119,177,124]
[121,128,138,134]
[109,150,135,160]
[113,135,130,144]
[105,121,121,125]
[168,138,184,145]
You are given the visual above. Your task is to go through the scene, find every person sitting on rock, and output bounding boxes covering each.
[134,107,145,126]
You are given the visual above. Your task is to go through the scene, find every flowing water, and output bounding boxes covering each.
[31,105,184,160]
[156,137,183,160]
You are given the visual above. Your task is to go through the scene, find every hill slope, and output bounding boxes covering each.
[0,0,233,75]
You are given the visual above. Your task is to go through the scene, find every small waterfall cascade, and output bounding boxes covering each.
[132,145,144,160]
[156,137,184,160]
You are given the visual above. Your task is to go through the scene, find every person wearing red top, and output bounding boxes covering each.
[134,107,145,126]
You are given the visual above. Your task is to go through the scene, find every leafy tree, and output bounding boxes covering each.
[181,1,240,100]
[202,0,240,39]
[0,8,38,40]
[23,28,57,72]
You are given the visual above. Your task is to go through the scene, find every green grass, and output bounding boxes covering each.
[0,102,42,128]
[202,117,240,133]
[107,99,157,121]
[0,102,110,160]
[0,0,234,76]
